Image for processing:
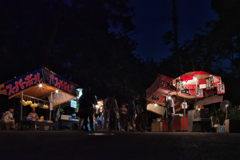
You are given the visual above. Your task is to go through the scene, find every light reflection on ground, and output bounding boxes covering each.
[87,132,115,136]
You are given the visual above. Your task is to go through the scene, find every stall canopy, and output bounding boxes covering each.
[172,71,225,99]
[0,67,77,107]
[146,71,225,115]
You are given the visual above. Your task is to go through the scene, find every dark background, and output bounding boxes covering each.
[0,0,240,122]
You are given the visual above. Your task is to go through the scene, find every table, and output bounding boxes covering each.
[18,120,59,131]
[60,119,79,130]
[18,120,35,130]
[35,121,60,130]
[151,117,188,132]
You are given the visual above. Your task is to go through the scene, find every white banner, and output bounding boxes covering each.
[147,103,166,116]
[48,91,75,107]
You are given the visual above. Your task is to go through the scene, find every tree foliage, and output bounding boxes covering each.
[0,0,151,101]
[160,0,240,105]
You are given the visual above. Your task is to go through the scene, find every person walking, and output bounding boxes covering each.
[79,88,97,131]
[77,90,86,131]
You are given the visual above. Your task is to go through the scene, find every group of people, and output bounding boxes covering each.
[1,91,177,132]
[1,108,39,130]
[117,94,148,132]
[77,89,148,132]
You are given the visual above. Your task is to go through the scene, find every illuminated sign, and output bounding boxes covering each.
[5,69,43,96]
[5,68,76,97]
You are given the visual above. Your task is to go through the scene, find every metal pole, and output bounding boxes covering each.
[183,106,186,131]
[50,92,52,121]
[21,92,23,121]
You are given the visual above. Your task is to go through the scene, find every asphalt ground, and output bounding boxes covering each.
[0,131,240,160]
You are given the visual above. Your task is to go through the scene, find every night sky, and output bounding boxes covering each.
[130,0,218,61]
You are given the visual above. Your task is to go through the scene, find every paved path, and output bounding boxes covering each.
[0,131,240,160]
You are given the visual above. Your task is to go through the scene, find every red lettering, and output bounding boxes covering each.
[54,77,61,88]
[15,79,25,91]
[24,74,34,87]
[49,73,55,85]
[6,84,15,96]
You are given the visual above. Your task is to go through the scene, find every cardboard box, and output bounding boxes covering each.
[225,119,240,133]
[61,115,70,120]
[151,122,163,132]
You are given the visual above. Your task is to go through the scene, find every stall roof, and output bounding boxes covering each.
[0,68,77,107]
[146,72,225,106]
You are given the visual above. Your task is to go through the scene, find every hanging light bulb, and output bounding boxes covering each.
[38,83,43,88]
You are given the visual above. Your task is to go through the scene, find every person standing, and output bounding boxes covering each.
[2,108,15,130]
[119,103,128,131]
[135,94,148,132]
[105,93,118,131]
[127,96,136,131]
[167,95,177,132]
[79,88,97,131]
[103,95,110,130]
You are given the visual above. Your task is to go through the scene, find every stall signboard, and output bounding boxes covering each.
[146,92,166,105]
[146,74,175,98]
[217,83,225,94]
[5,69,43,97]
[4,68,76,97]
[42,68,76,96]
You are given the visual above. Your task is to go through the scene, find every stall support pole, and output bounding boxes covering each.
[21,92,23,121]
[49,92,52,121]
[183,108,186,132]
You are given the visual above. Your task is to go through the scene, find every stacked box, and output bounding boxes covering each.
[151,122,163,132]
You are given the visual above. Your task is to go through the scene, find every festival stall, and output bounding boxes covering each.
[147,71,225,132]
[172,71,225,103]
[0,67,77,128]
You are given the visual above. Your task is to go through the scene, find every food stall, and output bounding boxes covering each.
[147,71,225,132]
[0,67,77,130]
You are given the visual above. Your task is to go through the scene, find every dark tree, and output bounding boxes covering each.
[160,0,240,105]
[0,0,146,101]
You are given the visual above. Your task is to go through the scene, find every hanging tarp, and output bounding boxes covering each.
[194,95,223,107]
[1,67,77,107]
[147,103,166,116]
